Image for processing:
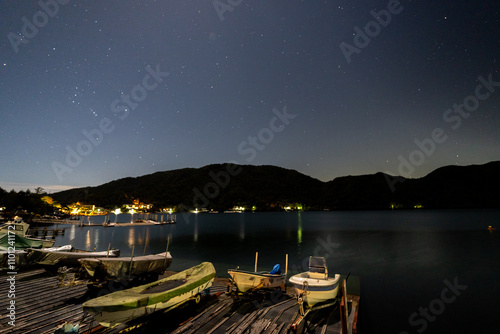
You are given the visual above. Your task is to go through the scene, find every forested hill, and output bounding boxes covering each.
[51,164,325,211]
[50,161,500,211]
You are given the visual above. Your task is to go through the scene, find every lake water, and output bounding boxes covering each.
[53,210,500,333]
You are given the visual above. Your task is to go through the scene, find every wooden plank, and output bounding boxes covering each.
[250,318,272,334]
[172,298,233,334]
[205,316,230,334]
[2,287,86,324]
[273,322,287,334]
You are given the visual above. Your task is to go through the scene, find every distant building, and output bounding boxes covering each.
[124,199,153,212]
[66,202,108,215]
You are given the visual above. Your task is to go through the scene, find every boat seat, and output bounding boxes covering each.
[308,266,327,279]
[309,266,326,273]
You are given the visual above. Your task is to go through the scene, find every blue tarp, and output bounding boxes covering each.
[270,264,281,274]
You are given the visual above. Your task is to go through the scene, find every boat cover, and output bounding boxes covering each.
[270,264,281,274]
[0,233,45,251]
[26,247,120,266]
[79,252,172,279]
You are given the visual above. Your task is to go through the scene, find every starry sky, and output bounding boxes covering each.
[1,0,499,193]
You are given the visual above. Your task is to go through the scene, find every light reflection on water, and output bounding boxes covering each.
[85,230,91,250]
[193,214,198,242]
[297,211,302,246]
[93,228,99,246]
[69,224,75,241]
[128,227,135,247]
[239,218,245,240]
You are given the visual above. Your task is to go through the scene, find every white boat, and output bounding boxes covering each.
[288,256,340,307]
[228,252,287,293]
[83,262,215,327]
[26,246,120,268]
[0,217,55,248]
[0,217,30,236]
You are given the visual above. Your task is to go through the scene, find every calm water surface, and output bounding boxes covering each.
[54,210,500,333]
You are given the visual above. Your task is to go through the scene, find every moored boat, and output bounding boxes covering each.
[228,268,286,293]
[288,256,340,307]
[0,233,54,250]
[26,246,120,268]
[78,251,172,280]
[0,217,55,248]
[0,217,30,236]
[228,252,287,293]
[82,262,216,327]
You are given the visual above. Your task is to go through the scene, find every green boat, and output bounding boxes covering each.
[0,233,50,250]
[82,262,216,327]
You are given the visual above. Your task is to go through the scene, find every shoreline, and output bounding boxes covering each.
[30,219,175,227]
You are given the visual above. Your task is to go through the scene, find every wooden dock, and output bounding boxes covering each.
[0,270,359,334]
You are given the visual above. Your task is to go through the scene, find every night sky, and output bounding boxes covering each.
[1,0,499,193]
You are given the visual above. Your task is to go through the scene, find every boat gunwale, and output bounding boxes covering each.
[78,251,171,264]
[228,268,286,278]
[289,273,340,287]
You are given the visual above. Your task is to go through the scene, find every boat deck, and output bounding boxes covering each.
[0,269,359,334]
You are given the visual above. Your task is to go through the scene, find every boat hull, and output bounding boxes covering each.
[26,247,120,267]
[228,269,286,293]
[83,262,215,327]
[289,273,340,307]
